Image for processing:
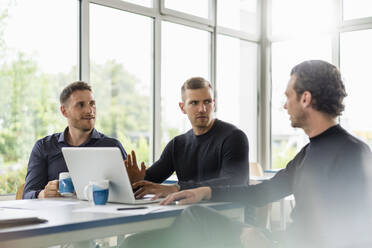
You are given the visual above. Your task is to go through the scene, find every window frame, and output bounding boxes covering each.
[80,0,260,165]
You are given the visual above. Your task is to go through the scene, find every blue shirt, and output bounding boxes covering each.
[23,128,127,199]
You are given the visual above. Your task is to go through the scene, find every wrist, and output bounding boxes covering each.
[37,190,45,199]
[167,184,180,194]
[200,187,212,200]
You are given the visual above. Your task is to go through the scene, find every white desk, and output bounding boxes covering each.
[0,198,244,248]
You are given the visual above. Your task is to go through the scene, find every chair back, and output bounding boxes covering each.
[16,183,25,200]
[249,162,264,177]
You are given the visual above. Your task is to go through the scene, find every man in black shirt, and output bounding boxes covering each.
[23,81,127,199]
[125,77,249,200]
[157,60,372,248]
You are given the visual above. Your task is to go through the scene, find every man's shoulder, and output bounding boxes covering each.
[215,119,237,129]
[336,128,370,153]
[169,131,190,144]
[35,132,61,145]
[214,119,246,137]
[93,130,121,145]
[30,132,62,155]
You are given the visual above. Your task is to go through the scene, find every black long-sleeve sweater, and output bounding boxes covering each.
[211,125,372,247]
[145,119,250,189]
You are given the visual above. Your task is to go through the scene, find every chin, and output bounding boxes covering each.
[81,124,94,132]
[195,120,208,126]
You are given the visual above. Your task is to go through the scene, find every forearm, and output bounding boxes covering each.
[199,186,212,200]
[23,189,41,199]
[178,171,248,191]
[165,184,180,194]
[210,177,292,207]
[200,172,248,187]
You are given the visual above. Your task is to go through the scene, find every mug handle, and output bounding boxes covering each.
[83,184,92,201]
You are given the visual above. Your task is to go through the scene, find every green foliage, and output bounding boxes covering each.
[0,3,152,194]
[272,142,298,169]
[0,162,27,195]
[0,6,9,57]
[91,59,151,163]
[0,25,150,194]
[0,58,152,194]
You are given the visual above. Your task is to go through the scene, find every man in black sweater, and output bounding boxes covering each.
[157,60,372,248]
[125,77,249,200]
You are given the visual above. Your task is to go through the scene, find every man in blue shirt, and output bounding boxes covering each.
[23,81,127,199]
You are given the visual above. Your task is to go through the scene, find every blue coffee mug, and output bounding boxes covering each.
[84,180,109,205]
[92,185,109,205]
[59,172,74,196]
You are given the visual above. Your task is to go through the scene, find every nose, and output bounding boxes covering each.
[283,101,287,110]
[84,104,94,114]
[198,103,207,112]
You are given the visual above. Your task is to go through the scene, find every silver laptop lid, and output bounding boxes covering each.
[62,147,137,204]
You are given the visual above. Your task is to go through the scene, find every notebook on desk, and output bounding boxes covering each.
[0,209,47,228]
[62,147,160,205]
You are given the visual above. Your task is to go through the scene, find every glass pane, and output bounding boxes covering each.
[0,0,78,194]
[90,4,153,164]
[164,0,210,19]
[271,36,332,169]
[340,30,372,149]
[217,0,258,33]
[343,0,372,20]
[271,0,334,36]
[120,0,153,8]
[161,21,210,150]
[216,35,258,162]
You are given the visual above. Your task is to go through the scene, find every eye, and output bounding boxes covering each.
[204,100,212,104]
[78,102,84,108]
[190,101,197,105]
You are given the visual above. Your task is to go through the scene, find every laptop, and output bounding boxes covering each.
[62,147,160,205]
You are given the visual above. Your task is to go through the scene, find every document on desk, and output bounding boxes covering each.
[0,199,79,210]
[0,209,47,228]
[73,204,183,215]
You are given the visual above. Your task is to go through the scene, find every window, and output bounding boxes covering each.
[120,0,153,8]
[161,21,210,149]
[217,0,258,33]
[343,0,372,20]
[271,36,332,168]
[0,0,78,194]
[163,0,210,19]
[271,0,334,37]
[90,4,153,164]
[216,35,258,162]
[340,30,372,149]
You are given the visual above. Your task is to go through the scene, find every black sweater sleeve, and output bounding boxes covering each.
[144,140,174,183]
[210,149,304,207]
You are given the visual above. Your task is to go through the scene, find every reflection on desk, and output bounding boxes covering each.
[0,198,244,248]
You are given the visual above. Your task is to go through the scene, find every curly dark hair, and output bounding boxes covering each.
[290,60,347,117]
[60,81,92,105]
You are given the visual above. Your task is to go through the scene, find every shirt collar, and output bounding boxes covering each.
[58,127,100,144]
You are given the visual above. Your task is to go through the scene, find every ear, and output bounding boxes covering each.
[60,105,68,118]
[179,102,186,114]
[212,98,216,111]
[301,91,312,108]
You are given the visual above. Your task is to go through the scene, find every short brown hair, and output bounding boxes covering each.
[181,77,213,101]
[60,81,92,105]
